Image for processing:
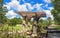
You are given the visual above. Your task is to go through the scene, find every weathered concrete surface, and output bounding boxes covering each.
[47,33,60,38]
[47,24,60,38]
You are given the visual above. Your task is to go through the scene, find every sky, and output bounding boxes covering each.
[3,0,54,20]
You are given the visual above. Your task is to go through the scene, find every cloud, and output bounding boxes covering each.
[45,4,48,8]
[48,7,54,10]
[4,0,53,19]
[4,0,44,11]
[43,0,51,3]
[22,0,26,3]
[5,0,28,11]
[43,7,54,20]
[17,4,28,11]
[33,3,43,12]
[39,17,47,20]
[44,10,54,20]
[5,10,17,19]
[24,3,34,11]
[3,4,10,10]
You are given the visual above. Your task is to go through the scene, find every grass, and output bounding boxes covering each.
[0,24,31,38]
[9,24,23,31]
[0,24,32,32]
[55,25,60,31]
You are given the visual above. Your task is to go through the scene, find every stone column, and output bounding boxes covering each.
[32,20,38,36]
[27,21,31,31]
[22,18,26,32]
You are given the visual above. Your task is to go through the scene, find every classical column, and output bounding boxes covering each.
[26,17,31,31]
[27,21,31,31]
[32,20,38,36]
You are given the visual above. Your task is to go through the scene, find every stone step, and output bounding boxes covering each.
[48,25,60,29]
[48,25,58,32]
[48,27,56,28]
[48,27,56,30]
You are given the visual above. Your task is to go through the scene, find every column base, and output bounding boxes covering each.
[31,34,37,37]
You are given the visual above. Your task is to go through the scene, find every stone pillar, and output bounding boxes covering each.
[32,20,38,36]
[27,22,31,31]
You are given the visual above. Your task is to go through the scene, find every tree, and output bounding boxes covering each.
[38,20,49,33]
[51,0,60,25]
[7,18,22,31]
[0,0,7,25]
[0,0,8,33]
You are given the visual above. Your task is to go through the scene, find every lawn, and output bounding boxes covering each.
[55,25,60,31]
[0,24,32,32]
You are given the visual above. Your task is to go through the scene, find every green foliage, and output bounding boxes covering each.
[0,32,30,38]
[55,25,60,31]
[38,20,49,33]
[0,13,7,24]
[6,18,23,32]
[47,17,52,25]
[0,24,8,31]
[51,9,60,24]
[18,18,22,24]
[8,25,23,31]
[7,18,22,26]
[0,0,3,2]
[0,24,30,38]
[51,0,60,25]
[0,1,7,24]
[52,0,60,12]
[38,20,49,28]
[10,29,31,38]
